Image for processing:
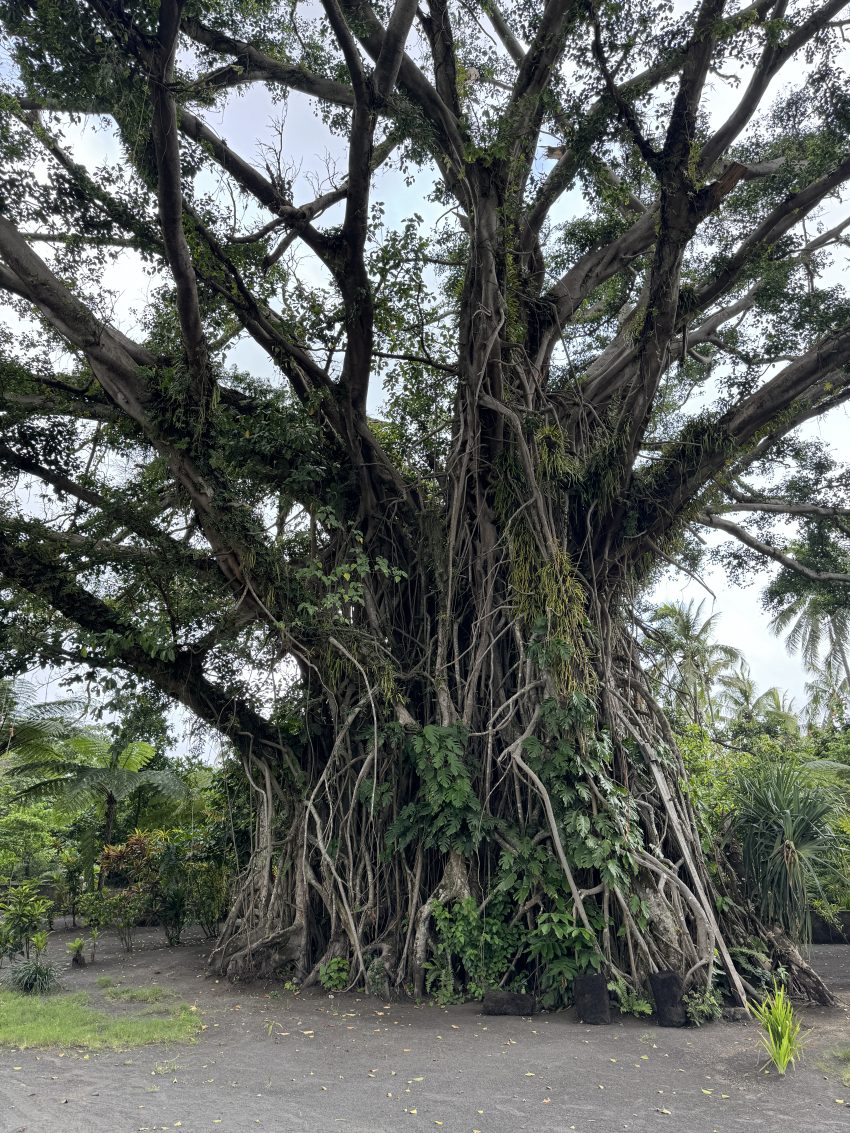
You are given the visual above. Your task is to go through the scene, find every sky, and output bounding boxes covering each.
[5,3,850,721]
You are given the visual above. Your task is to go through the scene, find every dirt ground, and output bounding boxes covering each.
[1,922,848,1133]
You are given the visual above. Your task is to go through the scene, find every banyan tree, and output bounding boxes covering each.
[1,0,849,1003]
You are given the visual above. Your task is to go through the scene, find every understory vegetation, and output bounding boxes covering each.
[2,598,848,1015]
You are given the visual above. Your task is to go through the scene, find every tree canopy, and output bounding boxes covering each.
[1,0,850,998]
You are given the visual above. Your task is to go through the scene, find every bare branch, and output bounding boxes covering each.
[717,485,850,519]
[697,512,850,583]
[181,15,355,106]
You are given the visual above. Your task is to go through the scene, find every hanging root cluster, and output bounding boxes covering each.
[209,309,834,1004]
[208,540,835,1008]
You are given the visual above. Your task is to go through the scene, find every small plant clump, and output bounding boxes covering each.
[684,985,724,1026]
[66,937,86,967]
[7,956,58,995]
[608,977,653,1017]
[749,979,806,1075]
[318,956,350,991]
[6,930,57,995]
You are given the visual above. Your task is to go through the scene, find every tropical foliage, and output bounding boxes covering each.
[730,761,844,941]
[750,979,807,1076]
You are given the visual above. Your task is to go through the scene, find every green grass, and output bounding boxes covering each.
[0,990,202,1050]
[95,976,114,989]
[833,1048,850,1087]
[105,984,170,1003]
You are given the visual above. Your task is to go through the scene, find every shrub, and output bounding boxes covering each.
[0,882,52,957]
[188,863,229,938]
[58,850,85,926]
[108,890,149,953]
[424,897,522,1005]
[99,832,157,889]
[6,956,58,995]
[159,885,188,947]
[78,891,112,932]
[749,979,806,1075]
[730,762,842,941]
[155,839,188,946]
[79,888,149,952]
[0,923,21,969]
[6,927,57,994]
[527,905,601,1009]
[97,830,229,945]
[684,985,723,1026]
[319,956,350,991]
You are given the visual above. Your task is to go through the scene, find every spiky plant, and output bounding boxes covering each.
[6,956,58,995]
[731,762,843,942]
[749,979,806,1076]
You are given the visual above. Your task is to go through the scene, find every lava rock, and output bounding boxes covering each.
[573,973,611,1024]
[481,989,536,1016]
[722,1007,749,1023]
[649,970,687,1027]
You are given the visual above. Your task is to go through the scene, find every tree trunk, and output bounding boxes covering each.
[206,175,834,1008]
[98,793,117,893]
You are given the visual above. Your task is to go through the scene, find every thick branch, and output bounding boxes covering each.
[0,528,298,776]
[151,0,210,409]
[621,331,850,565]
[697,513,850,583]
[181,16,355,106]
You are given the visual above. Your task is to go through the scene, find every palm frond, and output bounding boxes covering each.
[118,741,157,773]
[135,769,190,799]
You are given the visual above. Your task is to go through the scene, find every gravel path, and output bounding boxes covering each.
[1,925,848,1133]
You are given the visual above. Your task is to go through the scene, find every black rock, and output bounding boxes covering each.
[722,1007,749,1023]
[481,989,536,1016]
[573,973,611,1024]
[811,910,849,944]
[649,970,687,1027]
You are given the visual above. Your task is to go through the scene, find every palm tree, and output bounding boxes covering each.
[802,665,849,729]
[769,594,850,705]
[716,664,799,738]
[1,681,186,867]
[644,599,742,725]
